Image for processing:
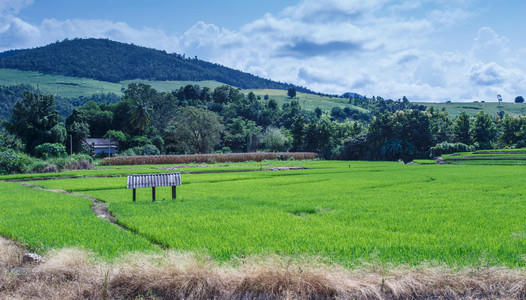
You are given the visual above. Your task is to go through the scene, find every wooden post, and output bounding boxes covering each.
[152,187,156,202]
[172,186,176,199]
[133,189,136,202]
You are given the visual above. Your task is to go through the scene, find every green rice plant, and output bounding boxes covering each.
[62,161,526,267]
[0,182,158,257]
[5,160,526,267]
[412,159,437,164]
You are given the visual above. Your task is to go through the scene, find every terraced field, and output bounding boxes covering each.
[440,148,526,165]
[2,160,526,268]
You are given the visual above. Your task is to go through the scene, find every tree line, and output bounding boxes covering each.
[1,82,526,161]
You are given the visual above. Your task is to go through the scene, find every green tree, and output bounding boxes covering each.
[65,109,90,153]
[287,87,296,99]
[453,111,471,144]
[212,85,243,104]
[314,107,322,119]
[262,127,290,152]
[164,107,224,154]
[515,96,525,103]
[77,101,113,137]
[427,106,452,144]
[223,117,262,152]
[4,92,66,154]
[499,115,524,146]
[366,110,431,161]
[471,111,496,149]
[130,98,153,136]
[104,130,127,150]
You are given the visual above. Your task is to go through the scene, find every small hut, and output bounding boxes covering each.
[83,138,118,155]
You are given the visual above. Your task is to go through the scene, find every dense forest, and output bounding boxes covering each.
[2,82,525,164]
[0,38,311,92]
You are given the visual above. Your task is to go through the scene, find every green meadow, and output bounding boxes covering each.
[0,68,356,112]
[417,101,526,118]
[1,160,526,267]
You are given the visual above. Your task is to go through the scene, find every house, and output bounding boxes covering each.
[83,138,119,155]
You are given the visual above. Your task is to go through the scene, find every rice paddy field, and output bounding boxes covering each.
[1,159,526,269]
[440,147,526,166]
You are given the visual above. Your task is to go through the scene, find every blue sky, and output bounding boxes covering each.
[0,0,525,102]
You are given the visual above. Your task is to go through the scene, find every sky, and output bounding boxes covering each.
[0,0,525,102]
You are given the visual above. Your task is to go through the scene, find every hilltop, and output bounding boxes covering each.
[0,38,311,92]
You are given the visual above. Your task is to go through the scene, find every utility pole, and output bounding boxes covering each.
[70,134,73,156]
[145,135,149,155]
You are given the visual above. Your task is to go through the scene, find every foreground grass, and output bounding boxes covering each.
[0,182,158,257]
[18,160,526,268]
[2,237,526,299]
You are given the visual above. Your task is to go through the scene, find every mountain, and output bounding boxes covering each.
[0,38,312,92]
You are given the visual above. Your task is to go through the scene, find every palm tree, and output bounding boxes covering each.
[130,98,153,136]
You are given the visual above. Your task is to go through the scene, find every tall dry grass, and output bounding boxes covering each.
[2,236,526,299]
[102,152,318,166]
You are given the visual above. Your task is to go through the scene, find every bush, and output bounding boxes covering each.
[45,154,93,171]
[429,142,475,158]
[34,143,67,159]
[132,144,160,156]
[0,150,33,175]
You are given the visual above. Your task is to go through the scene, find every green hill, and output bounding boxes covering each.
[0,38,311,92]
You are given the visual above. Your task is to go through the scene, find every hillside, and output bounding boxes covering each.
[0,38,311,92]
[417,101,526,118]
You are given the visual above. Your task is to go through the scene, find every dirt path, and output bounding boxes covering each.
[20,184,169,249]
[22,184,115,222]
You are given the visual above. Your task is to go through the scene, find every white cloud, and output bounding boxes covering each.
[0,0,524,102]
[471,27,509,64]
[0,0,33,17]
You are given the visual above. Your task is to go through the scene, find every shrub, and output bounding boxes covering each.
[34,143,67,159]
[45,154,93,171]
[430,142,475,158]
[132,144,160,156]
[0,150,33,175]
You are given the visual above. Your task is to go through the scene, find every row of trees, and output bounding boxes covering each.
[2,82,526,161]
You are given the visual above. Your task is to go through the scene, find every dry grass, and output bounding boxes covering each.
[2,235,526,299]
[0,238,23,268]
[102,152,318,166]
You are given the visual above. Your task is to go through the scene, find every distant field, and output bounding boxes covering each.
[439,148,526,166]
[243,88,367,113]
[3,67,525,116]
[1,160,526,268]
[418,101,526,118]
[0,68,224,98]
[0,68,362,112]
[0,68,124,98]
